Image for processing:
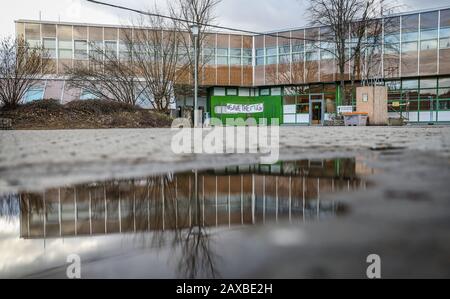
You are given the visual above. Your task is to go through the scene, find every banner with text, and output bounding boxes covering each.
[224,103,264,114]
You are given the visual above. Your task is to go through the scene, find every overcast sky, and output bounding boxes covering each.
[0,0,447,37]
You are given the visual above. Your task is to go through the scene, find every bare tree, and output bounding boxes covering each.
[126,11,183,113]
[307,0,396,105]
[169,0,222,96]
[66,41,140,106]
[0,36,50,109]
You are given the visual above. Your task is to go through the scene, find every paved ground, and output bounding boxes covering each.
[1,126,449,194]
[1,126,450,278]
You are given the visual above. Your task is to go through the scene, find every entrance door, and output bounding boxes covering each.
[309,94,324,126]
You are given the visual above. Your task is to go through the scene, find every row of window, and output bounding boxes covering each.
[32,37,254,66]
[212,87,282,97]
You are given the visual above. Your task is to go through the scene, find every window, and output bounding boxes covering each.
[58,40,72,59]
[217,56,229,65]
[105,41,117,58]
[292,43,304,53]
[242,49,252,66]
[89,41,103,60]
[265,47,277,65]
[440,28,450,49]
[279,45,290,55]
[401,41,417,53]
[420,78,437,89]
[266,47,277,56]
[256,57,264,66]
[439,77,450,88]
[239,88,250,97]
[213,87,226,96]
[217,48,228,65]
[402,79,419,89]
[305,51,318,61]
[279,54,290,64]
[266,55,277,65]
[227,88,238,96]
[43,38,56,59]
[230,49,241,65]
[203,47,215,65]
[119,42,132,61]
[260,88,270,96]
[292,53,304,62]
[271,87,282,96]
[74,40,88,60]
[421,40,438,51]
[22,85,44,103]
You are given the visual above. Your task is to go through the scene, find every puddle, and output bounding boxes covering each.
[0,158,374,279]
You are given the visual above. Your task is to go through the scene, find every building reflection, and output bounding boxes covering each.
[18,158,371,240]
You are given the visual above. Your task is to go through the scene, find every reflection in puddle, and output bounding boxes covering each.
[0,158,374,278]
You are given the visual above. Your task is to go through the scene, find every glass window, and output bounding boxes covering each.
[284,96,296,105]
[43,38,56,59]
[441,28,450,38]
[385,34,400,44]
[89,41,103,60]
[22,86,44,103]
[305,51,318,61]
[321,50,334,60]
[217,56,228,65]
[119,42,132,61]
[58,40,73,59]
[292,43,304,53]
[421,29,438,40]
[440,37,450,49]
[438,88,450,99]
[421,40,438,50]
[242,57,252,65]
[227,88,238,96]
[279,45,290,54]
[292,53,304,62]
[420,78,437,89]
[402,32,418,43]
[74,40,88,60]
[230,48,241,56]
[256,49,264,57]
[271,87,282,96]
[402,41,417,53]
[260,88,270,96]
[386,80,401,91]
[230,56,241,65]
[402,79,419,89]
[266,55,277,65]
[217,48,228,56]
[105,41,117,58]
[439,78,450,88]
[266,47,277,56]
[256,57,264,66]
[279,54,290,64]
[243,49,252,57]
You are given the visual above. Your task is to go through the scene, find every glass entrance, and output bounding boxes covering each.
[309,94,324,126]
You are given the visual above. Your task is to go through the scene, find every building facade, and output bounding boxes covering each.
[14,6,450,124]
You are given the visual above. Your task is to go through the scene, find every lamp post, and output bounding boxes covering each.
[190,24,200,128]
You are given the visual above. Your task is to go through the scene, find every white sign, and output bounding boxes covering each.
[337,106,354,114]
[224,103,264,114]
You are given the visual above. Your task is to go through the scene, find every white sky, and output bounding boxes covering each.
[0,0,447,38]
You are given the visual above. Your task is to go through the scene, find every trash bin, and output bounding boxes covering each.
[343,113,368,126]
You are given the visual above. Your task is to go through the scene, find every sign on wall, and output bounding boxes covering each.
[223,103,264,114]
